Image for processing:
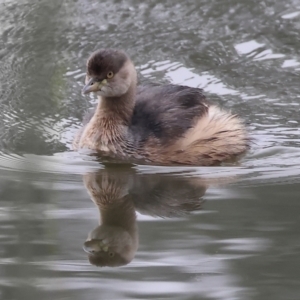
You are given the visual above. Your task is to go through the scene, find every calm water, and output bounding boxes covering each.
[1,0,300,299]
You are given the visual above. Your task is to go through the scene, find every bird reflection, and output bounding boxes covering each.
[82,165,225,267]
[83,169,138,267]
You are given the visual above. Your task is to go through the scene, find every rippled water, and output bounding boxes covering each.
[1,0,300,299]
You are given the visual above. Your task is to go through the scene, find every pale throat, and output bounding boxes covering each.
[87,83,136,148]
[95,80,136,124]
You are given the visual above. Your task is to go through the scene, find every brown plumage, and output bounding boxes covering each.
[74,49,249,165]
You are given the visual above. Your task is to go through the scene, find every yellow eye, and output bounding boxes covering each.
[107,71,114,79]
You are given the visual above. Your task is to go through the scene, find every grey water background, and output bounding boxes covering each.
[1,0,300,299]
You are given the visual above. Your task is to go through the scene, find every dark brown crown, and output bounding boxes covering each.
[87,49,129,78]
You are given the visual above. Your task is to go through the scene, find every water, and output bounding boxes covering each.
[1,0,300,299]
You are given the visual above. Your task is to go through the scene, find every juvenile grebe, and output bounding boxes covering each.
[74,49,249,165]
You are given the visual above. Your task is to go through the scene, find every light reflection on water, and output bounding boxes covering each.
[140,60,239,96]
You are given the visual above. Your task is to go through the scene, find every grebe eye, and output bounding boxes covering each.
[107,71,114,79]
[109,252,115,257]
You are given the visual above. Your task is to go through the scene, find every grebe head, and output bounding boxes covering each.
[82,49,136,98]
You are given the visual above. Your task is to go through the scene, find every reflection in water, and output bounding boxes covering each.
[83,170,139,267]
[82,166,228,267]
